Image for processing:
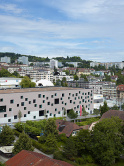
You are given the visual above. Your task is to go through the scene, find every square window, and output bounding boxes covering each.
[17,104,19,107]
[33,116,36,119]
[39,110,44,116]
[25,98,28,101]
[77,105,79,108]
[10,99,14,104]
[24,114,27,117]
[8,119,11,122]
[43,95,45,98]
[20,96,23,99]
[33,99,36,103]
[62,93,64,97]
[62,101,64,104]
[14,115,17,119]
[65,103,67,105]
[38,94,41,98]
[24,107,26,110]
[73,102,75,104]
[4,114,7,117]
[50,113,52,116]
[21,102,24,106]
[28,111,30,114]
[39,104,42,108]
[0,98,3,102]
[68,97,70,99]
[54,98,59,104]
[60,97,63,100]
[29,101,31,104]
[9,108,12,111]
[43,100,45,103]
[47,102,50,105]
[46,97,49,100]
[34,104,37,107]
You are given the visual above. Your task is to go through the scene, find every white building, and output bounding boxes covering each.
[18,56,29,65]
[50,59,58,69]
[1,56,11,63]
[66,62,79,67]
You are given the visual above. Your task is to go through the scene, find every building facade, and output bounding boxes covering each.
[18,56,29,65]
[0,87,93,124]
[1,56,11,63]
[50,59,58,69]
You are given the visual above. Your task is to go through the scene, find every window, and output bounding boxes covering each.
[33,99,36,103]
[51,95,53,98]
[39,110,44,116]
[43,100,45,103]
[9,108,12,111]
[51,103,53,106]
[0,106,6,113]
[47,102,50,105]
[24,107,26,110]
[73,102,75,104]
[47,110,49,113]
[4,114,7,117]
[62,93,64,97]
[60,98,63,100]
[38,94,41,98]
[82,93,84,95]
[65,103,67,105]
[55,108,57,111]
[82,99,84,102]
[14,115,17,119]
[21,102,24,106]
[20,96,23,99]
[39,104,42,108]
[55,93,57,96]
[46,97,49,100]
[72,94,74,97]
[70,100,72,103]
[25,98,28,101]
[78,96,80,99]
[34,104,37,107]
[54,98,59,104]
[75,97,76,100]
[33,116,36,119]
[62,101,64,104]
[68,97,70,99]
[76,93,78,96]
[79,101,81,104]
[28,111,30,114]
[69,93,71,96]
[24,114,27,117]
[17,104,19,107]
[58,111,60,114]
[79,91,81,94]
[8,119,11,122]
[77,105,79,108]
[0,98,3,102]
[50,113,52,116]
[10,99,14,104]
[43,95,45,98]
[54,114,56,117]
[29,101,31,104]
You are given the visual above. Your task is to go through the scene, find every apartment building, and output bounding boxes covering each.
[50,59,58,69]
[18,56,29,65]
[1,56,11,63]
[0,87,93,124]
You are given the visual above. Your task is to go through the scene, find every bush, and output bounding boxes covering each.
[75,157,85,165]
[13,129,21,137]
[53,151,64,160]
[57,133,67,143]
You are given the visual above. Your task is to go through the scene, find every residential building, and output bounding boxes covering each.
[66,62,80,67]
[6,150,73,166]
[18,56,29,65]
[0,87,93,124]
[50,59,58,69]
[103,84,117,99]
[77,68,93,77]
[1,56,11,63]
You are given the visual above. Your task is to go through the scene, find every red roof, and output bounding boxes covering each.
[6,150,73,166]
[117,84,124,91]
[56,119,81,137]
[100,110,124,121]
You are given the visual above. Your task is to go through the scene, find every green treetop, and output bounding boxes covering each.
[19,76,36,88]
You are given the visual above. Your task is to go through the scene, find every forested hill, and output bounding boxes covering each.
[0,52,91,68]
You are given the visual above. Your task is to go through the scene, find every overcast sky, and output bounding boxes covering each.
[0,0,124,62]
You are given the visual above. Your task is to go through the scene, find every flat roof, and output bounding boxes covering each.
[0,87,88,94]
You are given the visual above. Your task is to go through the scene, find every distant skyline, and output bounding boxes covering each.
[0,0,124,62]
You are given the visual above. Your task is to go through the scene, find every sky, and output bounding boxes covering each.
[0,0,124,62]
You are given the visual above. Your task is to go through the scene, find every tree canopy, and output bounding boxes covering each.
[19,76,36,88]
[100,101,109,116]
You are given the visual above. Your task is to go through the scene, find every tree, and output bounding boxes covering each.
[63,70,69,75]
[18,110,22,122]
[100,101,109,116]
[67,109,78,119]
[74,74,79,80]
[0,125,15,146]
[12,131,34,154]
[45,119,58,137]
[91,117,123,166]
[111,105,119,110]
[82,107,89,116]
[45,133,57,148]
[93,109,100,115]
[19,76,36,88]
[64,137,77,160]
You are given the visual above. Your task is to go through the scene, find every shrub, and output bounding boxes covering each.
[53,151,64,160]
